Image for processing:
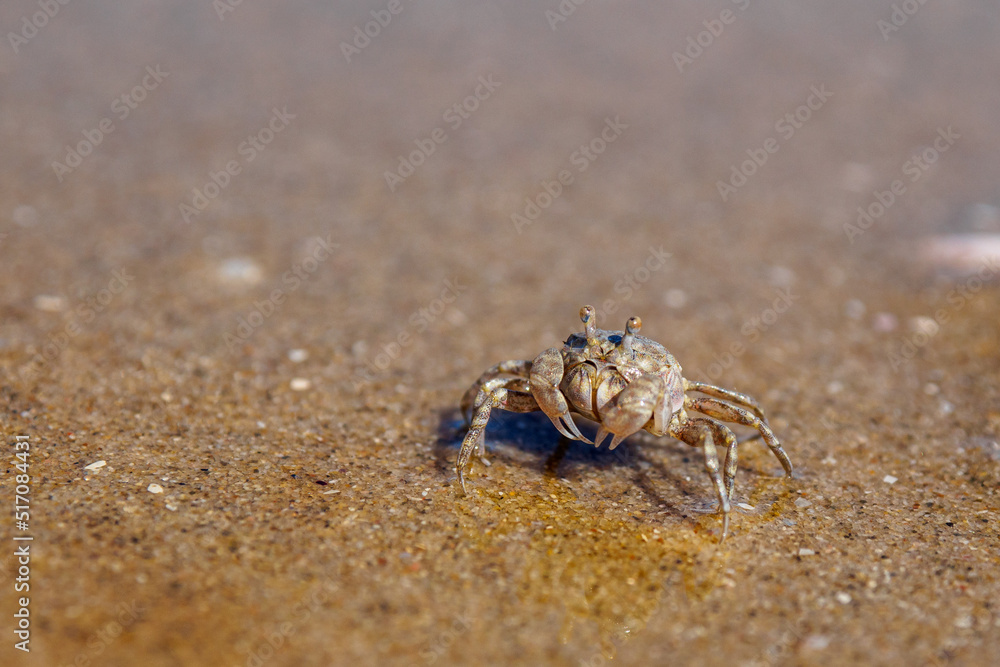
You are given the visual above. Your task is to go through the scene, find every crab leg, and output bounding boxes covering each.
[457,382,539,493]
[460,359,533,425]
[686,396,793,477]
[684,415,742,501]
[529,347,591,444]
[669,418,732,540]
[684,380,769,423]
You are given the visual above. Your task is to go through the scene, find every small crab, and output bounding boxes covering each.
[457,305,793,539]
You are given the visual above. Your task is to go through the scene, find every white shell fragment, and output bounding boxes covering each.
[918,234,1000,276]
[883,474,898,484]
[84,460,107,471]
[147,483,164,494]
[290,378,311,391]
[216,257,263,285]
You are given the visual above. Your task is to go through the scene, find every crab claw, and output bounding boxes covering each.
[595,374,664,451]
[530,347,593,445]
[555,413,590,443]
[593,425,629,451]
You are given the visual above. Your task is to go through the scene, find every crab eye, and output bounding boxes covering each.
[579,305,595,324]
[626,316,641,334]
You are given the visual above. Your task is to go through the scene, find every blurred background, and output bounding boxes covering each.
[1,1,999,666]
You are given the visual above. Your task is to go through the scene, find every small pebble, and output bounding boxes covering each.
[825,266,847,287]
[217,257,263,285]
[165,504,178,512]
[34,295,66,312]
[872,312,898,332]
[883,474,898,484]
[954,615,974,629]
[147,483,164,494]
[13,204,39,227]
[794,498,813,509]
[844,299,866,320]
[288,349,309,363]
[835,592,852,605]
[290,378,311,391]
[445,308,468,327]
[798,548,816,556]
[84,460,107,471]
[909,316,939,336]
[664,288,687,309]
[803,635,831,651]
[767,265,795,287]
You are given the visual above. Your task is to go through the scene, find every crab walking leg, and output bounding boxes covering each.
[466,380,538,457]
[669,419,732,540]
[457,385,539,493]
[684,380,769,423]
[460,359,533,424]
[594,374,665,450]
[685,416,741,501]
[529,347,592,444]
[687,396,793,477]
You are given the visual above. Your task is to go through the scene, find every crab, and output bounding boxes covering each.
[457,305,793,539]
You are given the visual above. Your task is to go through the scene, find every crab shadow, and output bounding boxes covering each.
[432,407,730,523]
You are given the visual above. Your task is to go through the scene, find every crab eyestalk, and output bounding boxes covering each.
[580,305,599,353]
[619,316,641,358]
